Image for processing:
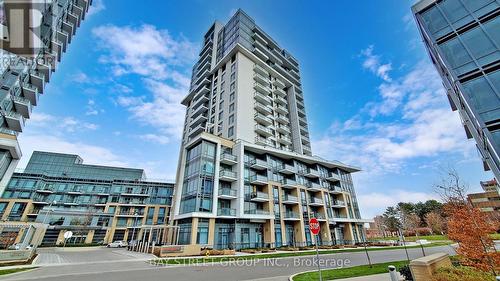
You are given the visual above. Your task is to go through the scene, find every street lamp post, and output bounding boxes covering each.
[38,200,56,248]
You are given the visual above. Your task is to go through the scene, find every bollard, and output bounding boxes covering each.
[388,265,399,281]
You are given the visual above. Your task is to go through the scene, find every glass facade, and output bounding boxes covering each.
[414,0,500,183]
[180,140,216,214]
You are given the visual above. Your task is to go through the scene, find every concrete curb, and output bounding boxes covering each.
[289,269,318,281]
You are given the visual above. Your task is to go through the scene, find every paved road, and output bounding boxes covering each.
[3,245,456,281]
[33,247,155,266]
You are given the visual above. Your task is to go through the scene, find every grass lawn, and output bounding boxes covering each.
[490,233,500,240]
[292,260,409,281]
[0,267,36,276]
[152,242,452,265]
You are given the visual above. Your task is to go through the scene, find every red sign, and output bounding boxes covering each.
[310,218,320,235]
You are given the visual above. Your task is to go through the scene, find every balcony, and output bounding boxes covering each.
[299,116,308,126]
[254,113,273,126]
[191,104,208,119]
[254,102,273,115]
[279,164,295,175]
[254,64,268,76]
[117,211,144,217]
[309,197,324,206]
[56,30,68,52]
[273,79,286,88]
[218,188,237,199]
[245,209,271,216]
[253,72,268,85]
[21,83,39,106]
[249,174,268,185]
[275,104,288,115]
[12,96,32,119]
[283,211,301,221]
[277,135,292,146]
[281,178,298,189]
[332,200,346,208]
[305,182,322,192]
[327,173,342,182]
[249,158,268,170]
[254,92,272,106]
[189,123,206,137]
[192,93,209,109]
[276,124,291,134]
[254,81,271,95]
[252,31,268,45]
[311,212,326,221]
[281,194,299,204]
[297,106,306,117]
[220,153,237,165]
[274,95,287,105]
[250,191,270,202]
[273,87,286,97]
[253,46,269,61]
[219,170,237,182]
[218,208,236,217]
[190,113,208,127]
[305,168,320,179]
[36,189,54,194]
[276,114,289,124]
[29,70,45,93]
[255,124,273,137]
[3,111,25,132]
[255,136,273,147]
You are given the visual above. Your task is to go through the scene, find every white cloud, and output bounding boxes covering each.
[17,134,127,169]
[360,45,392,82]
[27,112,99,133]
[87,0,106,16]
[139,134,170,145]
[92,24,195,142]
[313,59,473,176]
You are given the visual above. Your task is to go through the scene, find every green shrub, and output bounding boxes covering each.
[398,264,413,281]
[431,266,495,281]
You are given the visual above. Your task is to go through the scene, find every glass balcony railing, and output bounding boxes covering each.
[217,208,236,216]
[219,188,237,197]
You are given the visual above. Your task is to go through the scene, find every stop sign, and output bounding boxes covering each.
[310,218,320,235]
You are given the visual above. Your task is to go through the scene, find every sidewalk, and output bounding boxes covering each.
[334,273,402,281]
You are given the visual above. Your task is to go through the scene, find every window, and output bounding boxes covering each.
[421,6,449,38]
[462,72,500,123]
[230,73,235,81]
[228,126,234,137]
[228,114,234,124]
[231,63,236,72]
[439,37,474,75]
[439,0,469,25]
[230,92,235,101]
[483,17,500,47]
[218,111,223,120]
[229,103,234,113]
[230,82,235,91]
[460,25,498,64]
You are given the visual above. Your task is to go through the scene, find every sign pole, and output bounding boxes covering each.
[315,234,323,281]
[310,218,323,281]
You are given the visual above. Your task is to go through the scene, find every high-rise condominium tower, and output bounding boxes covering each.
[172,10,369,249]
[0,0,92,194]
[413,0,500,192]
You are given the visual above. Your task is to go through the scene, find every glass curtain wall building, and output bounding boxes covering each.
[413,0,500,191]
[0,0,92,195]
[172,10,370,250]
[0,151,174,246]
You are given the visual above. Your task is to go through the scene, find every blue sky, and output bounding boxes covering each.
[17,0,492,218]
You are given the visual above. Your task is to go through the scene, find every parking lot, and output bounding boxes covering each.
[34,246,155,266]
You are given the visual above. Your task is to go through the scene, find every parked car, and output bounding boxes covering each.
[107,241,128,248]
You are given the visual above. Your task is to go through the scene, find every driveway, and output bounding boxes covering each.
[33,247,155,266]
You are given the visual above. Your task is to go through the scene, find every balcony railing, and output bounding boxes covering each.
[283,211,300,219]
[309,198,324,205]
[245,209,271,215]
[219,188,237,197]
[220,152,237,164]
[220,169,237,179]
[251,191,269,200]
[282,194,298,203]
[218,208,236,216]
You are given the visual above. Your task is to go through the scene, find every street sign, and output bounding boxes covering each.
[63,231,73,239]
[310,218,320,235]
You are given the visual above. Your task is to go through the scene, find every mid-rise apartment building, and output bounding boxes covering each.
[0,0,92,194]
[172,10,369,250]
[468,179,500,220]
[0,151,173,246]
[413,0,500,191]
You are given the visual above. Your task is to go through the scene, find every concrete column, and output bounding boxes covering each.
[85,230,95,244]
[207,218,216,247]
[190,218,199,245]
